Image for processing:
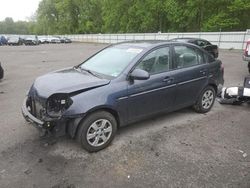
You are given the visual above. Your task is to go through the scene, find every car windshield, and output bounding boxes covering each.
[80,46,143,77]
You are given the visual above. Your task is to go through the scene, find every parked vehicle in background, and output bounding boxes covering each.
[243,39,250,73]
[22,40,224,152]
[0,62,4,80]
[19,36,26,44]
[24,36,39,45]
[37,36,71,44]
[7,36,23,45]
[56,36,65,43]
[64,37,72,43]
[0,36,8,45]
[50,37,61,44]
[59,37,72,43]
[45,36,53,43]
[38,36,49,44]
[171,38,219,58]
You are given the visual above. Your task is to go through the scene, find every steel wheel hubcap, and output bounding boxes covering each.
[201,90,214,109]
[87,119,112,147]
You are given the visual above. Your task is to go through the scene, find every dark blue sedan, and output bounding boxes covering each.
[22,41,224,152]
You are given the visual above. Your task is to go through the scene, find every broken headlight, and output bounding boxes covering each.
[46,93,73,117]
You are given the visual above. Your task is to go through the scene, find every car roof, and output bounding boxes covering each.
[114,40,185,49]
[171,37,208,42]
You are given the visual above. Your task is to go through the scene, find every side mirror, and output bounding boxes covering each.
[130,68,150,80]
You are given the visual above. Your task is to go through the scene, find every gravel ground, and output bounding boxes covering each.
[0,43,249,188]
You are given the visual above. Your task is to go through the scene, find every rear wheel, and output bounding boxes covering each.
[77,111,117,152]
[193,86,215,113]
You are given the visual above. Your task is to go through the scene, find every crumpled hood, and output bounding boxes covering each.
[31,68,110,98]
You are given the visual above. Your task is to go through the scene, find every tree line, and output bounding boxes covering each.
[1,0,250,35]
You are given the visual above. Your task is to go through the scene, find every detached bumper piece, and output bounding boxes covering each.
[217,76,250,104]
[22,97,67,136]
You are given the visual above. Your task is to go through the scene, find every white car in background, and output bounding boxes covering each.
[48,36,61,44]
[38,36,49,44]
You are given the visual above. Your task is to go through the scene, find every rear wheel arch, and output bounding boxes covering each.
[208,83,217,95]
[196,82,217,101]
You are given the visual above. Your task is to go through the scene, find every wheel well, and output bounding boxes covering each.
[69,107,120,138]
[86,108,120,128]
[208,84,217,94]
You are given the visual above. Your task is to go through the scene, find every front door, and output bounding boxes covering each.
[127,46,176,122]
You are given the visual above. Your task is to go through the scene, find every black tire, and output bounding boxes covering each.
[77,111,117,152]
[193,86,216,113]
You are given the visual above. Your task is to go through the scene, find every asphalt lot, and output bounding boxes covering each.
[0,43,249,188]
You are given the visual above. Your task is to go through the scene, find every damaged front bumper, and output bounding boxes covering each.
[21,97,67,136]
[22,97,45,128]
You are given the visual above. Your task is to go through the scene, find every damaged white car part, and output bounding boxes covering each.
[218,76,250,104]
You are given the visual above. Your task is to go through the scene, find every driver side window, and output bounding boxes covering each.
[136,47,170,74]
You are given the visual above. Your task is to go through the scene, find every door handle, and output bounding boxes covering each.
[199,70,206,75]
[163,77,174,83]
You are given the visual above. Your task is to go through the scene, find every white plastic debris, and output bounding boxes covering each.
[127,175,130,179]
[239,150,247,158]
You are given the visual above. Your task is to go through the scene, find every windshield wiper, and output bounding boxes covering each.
[80,67,101,78]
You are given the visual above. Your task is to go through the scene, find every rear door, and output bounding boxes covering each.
[172,44,209,108]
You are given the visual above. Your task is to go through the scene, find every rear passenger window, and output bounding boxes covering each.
[136,47,170,74]
[174,46,204,68]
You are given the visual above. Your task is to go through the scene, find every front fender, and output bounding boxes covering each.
[62,80,129,126]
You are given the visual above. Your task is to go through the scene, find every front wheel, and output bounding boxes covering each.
[77,111,117,152]
[193,86,216,113]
